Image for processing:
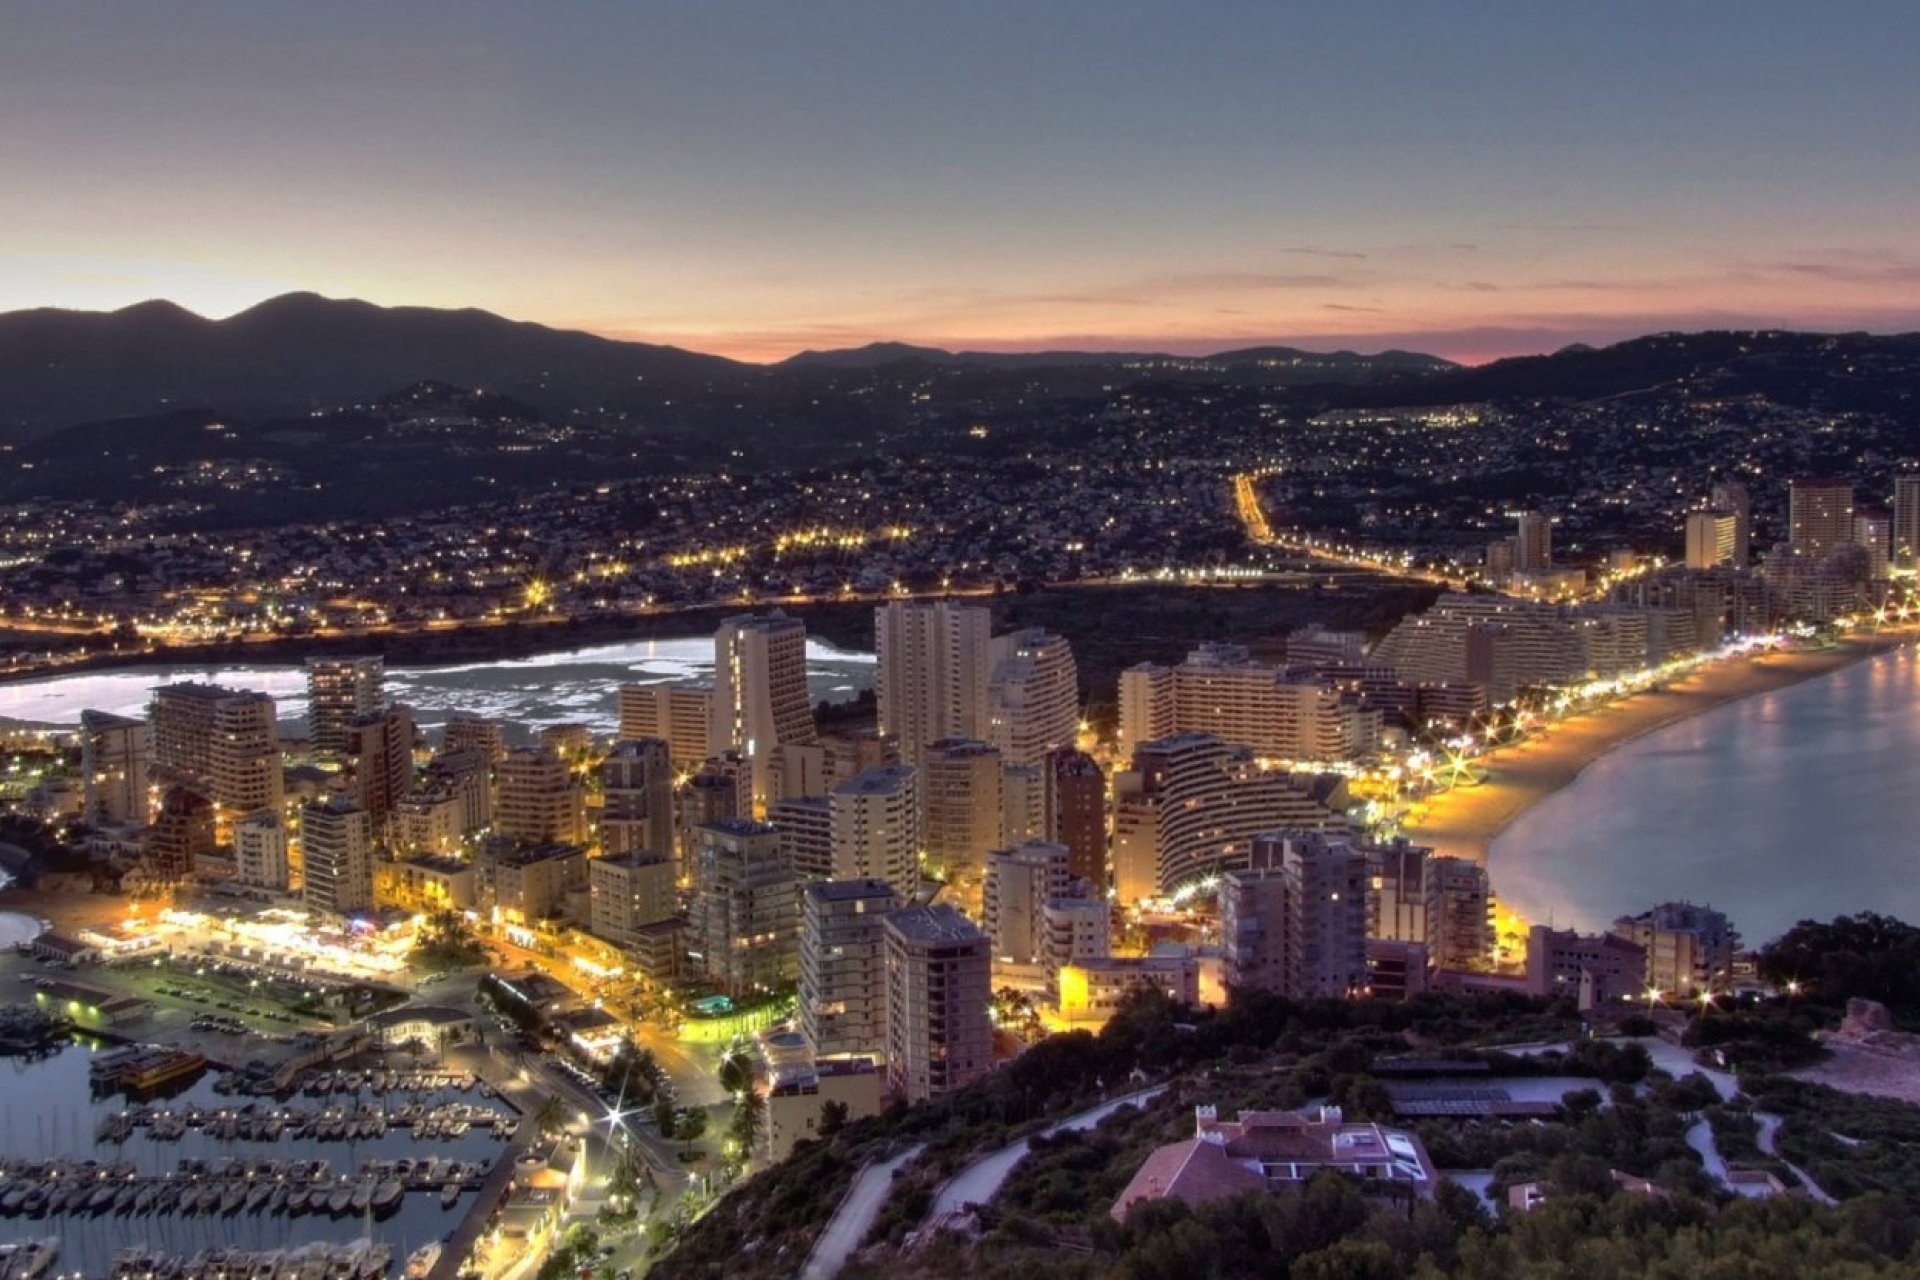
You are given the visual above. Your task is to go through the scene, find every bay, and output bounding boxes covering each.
[1491,644,1920,945]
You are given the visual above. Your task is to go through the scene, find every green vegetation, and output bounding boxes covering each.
[1758,914,1920,1025]
[410,910,489,974]
[659,971,1920,1280]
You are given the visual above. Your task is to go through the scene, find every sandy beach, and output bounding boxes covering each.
[1400,626,1920,863]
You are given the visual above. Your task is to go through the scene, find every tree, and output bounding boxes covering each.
[730,1088,766,1160]
[818,1099,850,1140]
[675,1106,708,1158]
[718,1047,754,1097]
[534,1092,568,1138]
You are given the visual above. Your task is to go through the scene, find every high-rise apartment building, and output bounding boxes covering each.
[829,764,921,896]
[713,612,818,813]
[616,683,715,770]
[589,852,678,949]
[1684,510,1740,570]
[234,810,290,892]
[1788,477,1855,558]
[306,657,383,757]
[1220,830,1369,999]
[150,683,283,835]
[1512,510,1552,572]
[1893,475,1920,567]
[986,628,1079,767]
[1111,733,1347,902]
[1118,643,1382,762]
[1525,925,1647,1007]
[883,904,991,1102]
[1361,838,1492,971]
[600,738,675,857]
[1709,481,1752,566]
[301,796,375,918]
[441,715,508,763]
[341,705,415,836]
[770,795,835,881]
[693,818,799,997]
[495,746,586,846]
[1047,748,1108,889]
[144,785,215,884]
[1000,763,1046,844]
[1854,509,1892,580]
[982,840,1074,965]
[799,878,901,1059]
[920,738,1003,911]
[873,601,993,762]
[80,709,151,827]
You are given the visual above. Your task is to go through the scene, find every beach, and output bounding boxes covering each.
[1400,626,1920,863]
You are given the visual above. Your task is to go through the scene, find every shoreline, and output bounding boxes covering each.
[1399,626,1920,863]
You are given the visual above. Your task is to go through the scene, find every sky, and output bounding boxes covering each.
[4,2,1920,363]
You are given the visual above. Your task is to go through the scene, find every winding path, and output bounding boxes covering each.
[800,1143,926,1280]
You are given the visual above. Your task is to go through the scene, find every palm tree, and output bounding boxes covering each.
[729,1088,765,1160]
[534,1092,568,1138]
[675,1106,707,1158]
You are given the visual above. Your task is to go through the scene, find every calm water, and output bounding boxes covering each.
[1492,644,1920,945]
[0,634,875,741]
[0,1043,506,1277]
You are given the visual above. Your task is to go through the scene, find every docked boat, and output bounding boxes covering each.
[440,1181,461,1209]
[328,1186,352,1215]
[403,1243,441,1280]
[371,1179,403,1212]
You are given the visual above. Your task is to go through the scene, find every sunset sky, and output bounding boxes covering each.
[5,1,1919,362]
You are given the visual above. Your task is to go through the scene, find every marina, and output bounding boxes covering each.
[0,1044,517,1279]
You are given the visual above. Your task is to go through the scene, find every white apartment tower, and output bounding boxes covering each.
[234,810,291,892]
[874,601,993,762]
[80,709,151,827]
[300,796,374,917]
[829,764,921,897]
[150,683,283,834]
[986,628,1079,767]
[693,818,799,997]
[713,612,818,814]
[306,656,384,757]
[617,683,715,770]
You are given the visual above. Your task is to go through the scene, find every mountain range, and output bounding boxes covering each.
[0,293,1454,437]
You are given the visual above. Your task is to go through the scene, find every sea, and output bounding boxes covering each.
[0,635,876,743]
[1491,643,1920,945]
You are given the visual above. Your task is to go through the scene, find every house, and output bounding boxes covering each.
[1111,1105,1438,1221]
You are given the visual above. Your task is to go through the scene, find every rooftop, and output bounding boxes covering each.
[885,903,985,945]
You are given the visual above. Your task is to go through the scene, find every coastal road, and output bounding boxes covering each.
[800,1143,926,1280]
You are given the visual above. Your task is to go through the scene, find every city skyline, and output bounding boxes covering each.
[5,3,1920,362]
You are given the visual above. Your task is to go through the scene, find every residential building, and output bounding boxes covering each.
[770,795,834,881]
[1111,1106,1438,1222]
[919,738,1003,911]
[1610,902,1738,998]
[1710,480,1752,566]
[1220,830,1369,999]
[1893,475,1920,567]
[1685,510,1740,570]
[301,796,375,918]
[144,785,216,885]
[616,683,714,770]
[982,841,1074,966]
[766,1057,884,1162]
[986,628,1079,766]
[693,818,799,997]
[712,611,818,814]
[1048,748,1108,889]
[873,600,993,761]
[441,715,508,763]
[1788,477,1855,558]
[799,878,901,1058]
[1855,508,1892,580]
[306,657,383,757]
[1118,643,1381,762]
[1001,763,1046,843]
[829,764,921,896]
[80,709,151,827]
[1513,509,1552,572]
[495,746,586,846]
[1111,733,1348,902]
[600,738,674,858]
[150,683,283,835]
[341,705,415,835]
[486,841,588,925]
[376,853,476,913]
[1057,953,1197,1024]
[233,810,290,891]
[1525,925,1648,1008]
[589,852,678,949]
[883,904,991,1103]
